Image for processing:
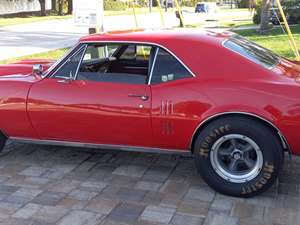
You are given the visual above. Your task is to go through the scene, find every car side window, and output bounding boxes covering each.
[76,43,154,85]
[51,46,86,79]
[150,48,192,84]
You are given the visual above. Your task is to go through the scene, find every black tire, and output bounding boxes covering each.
[0,133,6,153]
[194,116,283,198]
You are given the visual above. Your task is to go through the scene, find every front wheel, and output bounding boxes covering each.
[194,116,283,197]
[0,133,7,153]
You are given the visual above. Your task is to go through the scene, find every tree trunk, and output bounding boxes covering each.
[259,0,272,33]
[67,0,73,14]
[58,0,64,16]
[38,0,46,16]
[52,0,57,11]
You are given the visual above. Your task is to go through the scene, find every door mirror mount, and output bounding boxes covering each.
[32,64,43,76]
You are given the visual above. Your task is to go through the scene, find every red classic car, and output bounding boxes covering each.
[0,29,300,197]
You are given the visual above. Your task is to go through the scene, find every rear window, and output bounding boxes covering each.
[223,35,280,69]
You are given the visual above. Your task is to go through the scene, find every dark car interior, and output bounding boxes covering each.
[77,44,156,84]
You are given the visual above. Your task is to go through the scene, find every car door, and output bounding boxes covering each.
[27,43,154,147]
[149,48,210,150]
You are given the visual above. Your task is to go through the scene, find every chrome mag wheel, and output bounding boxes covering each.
[210,134,263,183]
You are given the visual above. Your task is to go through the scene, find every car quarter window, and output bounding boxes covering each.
[150,48,192,85]
[51,46,86,79]
[76,43,154,84]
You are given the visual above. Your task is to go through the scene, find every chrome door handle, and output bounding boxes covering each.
[128,94,149,101]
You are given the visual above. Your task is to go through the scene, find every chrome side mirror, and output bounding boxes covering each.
[32,64,43,75]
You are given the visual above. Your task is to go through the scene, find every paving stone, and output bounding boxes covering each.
[117,187,147,203]
[18,166,48,177]
[32,205,69,224]
[160,193,185,208]
[177,199,210,217]
[0,202,22,215]
[4,195,32,205]
[0,185,19,195]
[203,211,238,225]
[23,177,50,187]
[110,175,139,188]
[140,205,176,224]
[210,198,233,214]
[170,213,204,225]
[107,203,145,224]
[57,197,86,210]
[0,218,34,225]
[238,218,272,225]
[46,180,80,193]
[3,188,42,205]
[68,189,98,201]
[80,181,107,192]
[159,180,190,197]
[13,188,43,200]
[100,219,131,225]
[185,187,216,202]
[85,197,119,214]
[263,207,299,225]
[31,191,66,206]
[42,168,70,180]
[112,165,148,178]
[13,203,41,219]
[231,202,264,219]
[141,191,164,206]
[135,181,162,191]
[142,166,173,183]
[0,143,299,225]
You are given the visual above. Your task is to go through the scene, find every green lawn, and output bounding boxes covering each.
[235,25,300,59]
[0,48,69,64]
[0,15,72,27]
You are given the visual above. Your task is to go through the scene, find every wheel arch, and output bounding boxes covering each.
[190,112,290,155]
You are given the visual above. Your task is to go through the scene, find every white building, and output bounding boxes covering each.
[0,0,52,15]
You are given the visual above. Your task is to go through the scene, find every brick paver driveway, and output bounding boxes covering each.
[0,141,299,225]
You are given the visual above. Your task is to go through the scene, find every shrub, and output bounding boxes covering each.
[237,0,250,8]
[104,0,127,11]
[253,0,262,24]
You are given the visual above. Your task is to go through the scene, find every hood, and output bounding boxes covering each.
[0,59,55,76]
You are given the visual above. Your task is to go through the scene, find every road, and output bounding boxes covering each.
[0,10,251,61]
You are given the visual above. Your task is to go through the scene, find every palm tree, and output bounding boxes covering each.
[52,0,57,12]
[259,0,273,33]
[38,0,47,16]
[67,0,73,14]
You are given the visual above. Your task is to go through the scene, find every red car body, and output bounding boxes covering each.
[1,29,300,156]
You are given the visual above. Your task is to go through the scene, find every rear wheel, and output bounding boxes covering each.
[194,116,283,197]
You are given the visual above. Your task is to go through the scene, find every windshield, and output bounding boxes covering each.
[223,35,280,69]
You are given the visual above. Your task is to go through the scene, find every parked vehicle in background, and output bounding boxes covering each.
[164,0,174,8]
[270,4,300,25]
[0,29,300,198]
[195,2,218,13]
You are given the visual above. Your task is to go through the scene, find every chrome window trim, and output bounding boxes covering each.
[190,111,291,154]
[148,47,159,85]
[10,137,191,156]
[43,43,81,78]
[74,45,88,80]
[48,44,87,79]
[80,40,196,79]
